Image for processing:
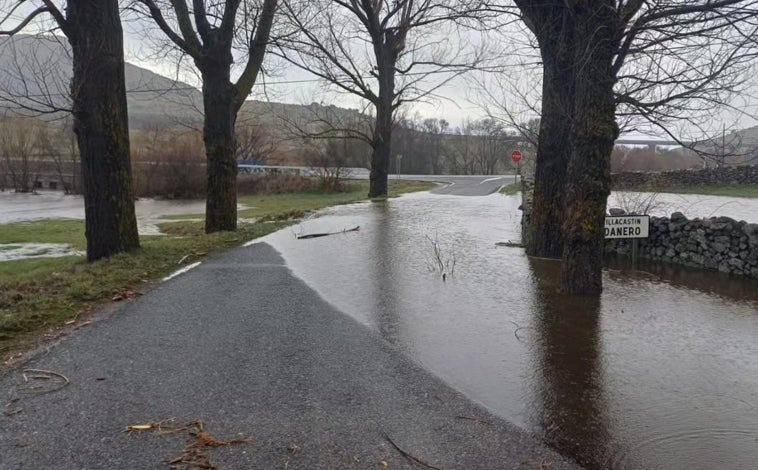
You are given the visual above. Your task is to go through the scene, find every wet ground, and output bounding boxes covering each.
[0,243,84,261]
[0,191,209,235]
[260,192,758,470]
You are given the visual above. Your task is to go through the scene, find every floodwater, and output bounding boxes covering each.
[0,243,84,262]
[261,192,758,470]
[0,190,209,235]
[608,190,758,221]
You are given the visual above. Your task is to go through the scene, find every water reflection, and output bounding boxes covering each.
[262,193,758,470]
[370,201,402,344]
[528,259,611,468]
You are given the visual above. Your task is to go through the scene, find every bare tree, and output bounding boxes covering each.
[133,0,278,232]
[278,0,497,197]
[513,0,758,294]
[448,120,479,175]
[420,118,449,175]
[0,116,42,192]
[0,0,140,261]
[0,34,72,116]
[235,116,277,164]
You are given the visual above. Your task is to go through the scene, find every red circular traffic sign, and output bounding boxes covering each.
[511,150,522,164]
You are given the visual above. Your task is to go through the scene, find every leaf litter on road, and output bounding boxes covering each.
[125,419,251,469]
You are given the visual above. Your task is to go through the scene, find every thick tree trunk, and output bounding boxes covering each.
[201,66,237,233]
[527,10,575,259]
[369,104,392,198]
[369,100,393,199]
[560,1,620,294]
[68,0,139,261]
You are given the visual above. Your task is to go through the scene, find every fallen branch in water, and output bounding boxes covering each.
[296,226,360,239]
[495,241,523,248]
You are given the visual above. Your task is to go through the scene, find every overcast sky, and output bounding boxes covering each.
[5,1,758,139]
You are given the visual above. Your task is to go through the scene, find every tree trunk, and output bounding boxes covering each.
[201,65,237,233]
[68,0,139,261]
[369,54,396,199]
[369,103,392,198]
[560,1,620,294]
[527,10,575,259]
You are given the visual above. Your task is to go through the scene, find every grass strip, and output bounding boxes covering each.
[651,184,758,198]
[499,183,521,195]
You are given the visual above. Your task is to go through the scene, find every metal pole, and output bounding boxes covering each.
[515,161,520,184]
[632,239,639,269]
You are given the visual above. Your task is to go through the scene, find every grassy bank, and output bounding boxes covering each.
[0,180,433,357]
[499,183,521,195]
[649,184,758,198]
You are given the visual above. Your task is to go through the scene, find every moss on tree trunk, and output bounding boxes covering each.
[517,2,576,259]
[560,0,620,294]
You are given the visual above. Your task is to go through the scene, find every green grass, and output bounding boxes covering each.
[0,219,86,250]
[0,180,433,354]
[654,184,758,198]
[499,183,521,195]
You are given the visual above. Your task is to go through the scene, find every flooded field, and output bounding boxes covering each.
[261,192,758,470]
[0,190,208,235]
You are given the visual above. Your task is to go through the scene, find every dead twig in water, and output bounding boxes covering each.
[510,321,535,342]
[384,434,443,470]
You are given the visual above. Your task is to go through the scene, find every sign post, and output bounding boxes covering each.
[604,215,650,268]
[511,150,522,184]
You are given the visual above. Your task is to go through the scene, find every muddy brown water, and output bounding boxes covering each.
[261,192,758,470]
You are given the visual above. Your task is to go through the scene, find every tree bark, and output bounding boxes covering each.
[369,56,396,199]
[560,1,620,294]
[526,7,575,259]
[369,102,392,198]
[201,62,237,232]
[67,0,139,261]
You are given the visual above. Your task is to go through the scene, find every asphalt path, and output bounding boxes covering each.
[0,243,579,469]
[396,174,516,196]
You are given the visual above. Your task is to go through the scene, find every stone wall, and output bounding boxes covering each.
[605,212,758,278]
[612,164,758,189]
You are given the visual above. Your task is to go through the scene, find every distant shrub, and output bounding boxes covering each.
[237,174,317,195]
[237,173,360,195]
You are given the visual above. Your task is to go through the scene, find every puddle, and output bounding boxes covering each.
[0,243,84,262]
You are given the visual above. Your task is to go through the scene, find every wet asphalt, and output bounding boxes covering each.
[0,242,580,469]
[398,175,514,196]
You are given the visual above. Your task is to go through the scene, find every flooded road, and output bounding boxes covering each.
[261,192,758,470]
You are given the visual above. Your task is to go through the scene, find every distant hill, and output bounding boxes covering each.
[0,34,364,136]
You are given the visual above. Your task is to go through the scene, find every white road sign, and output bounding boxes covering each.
[604,215,650,239]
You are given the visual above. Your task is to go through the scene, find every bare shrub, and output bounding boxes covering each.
[302,140,354,193]
[425,234,457,280]
[237,174,317,195]
[0,116,43,193]
[610,191,670,216]
[132,129,205,198]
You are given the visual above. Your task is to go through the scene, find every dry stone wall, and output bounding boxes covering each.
[605,212,758,278]
[612,164,758,189]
